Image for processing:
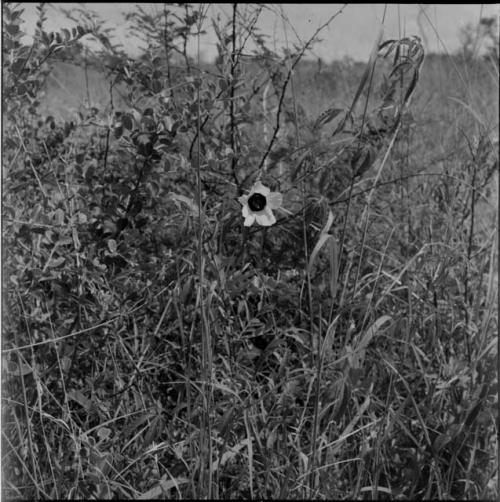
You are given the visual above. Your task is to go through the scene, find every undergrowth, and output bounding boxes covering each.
[2,3,498,500]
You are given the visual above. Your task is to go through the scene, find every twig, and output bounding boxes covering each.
[257,5,347,173]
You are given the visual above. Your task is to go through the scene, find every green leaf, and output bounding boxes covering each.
[328,236,339,300]
[68,389,92,411]
[168,192,199,216]
[355,315,392,353]
[48,256,65,268]
[314,107,343,130]
[11,58,27,74]
[307,210,335,278]
[97,427,112,441]
[151,79,162,94]
[219,78,228,92]
[307,233,331,275]
[290,149,311,182]
[352,146,375,177]
[5,24,20,37]
[138,477,189,499]
[61,28,70,42]
[4,360,33,377]
[121,113,133,130]
[114,124,123,139]
[107,239,117,254]
[336,26,384,136]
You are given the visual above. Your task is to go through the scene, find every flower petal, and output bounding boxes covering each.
[238,195,248,206]
[244,213,256,227]
[267,192,283,209]
[241,203,250,218]
[255,209,276,226]
[252,181,270,196]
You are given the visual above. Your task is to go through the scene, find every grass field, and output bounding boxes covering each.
[2,4,498,499]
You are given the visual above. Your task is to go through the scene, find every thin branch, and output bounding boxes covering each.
[257,5,347,173]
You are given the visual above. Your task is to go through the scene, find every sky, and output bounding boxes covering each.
[18,3,499,62]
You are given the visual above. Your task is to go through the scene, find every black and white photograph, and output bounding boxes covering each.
[2,3,499,499]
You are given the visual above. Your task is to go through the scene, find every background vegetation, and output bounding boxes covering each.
[2,3,498,499]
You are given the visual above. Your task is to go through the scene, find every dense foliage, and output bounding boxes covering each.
[2,3,498,499]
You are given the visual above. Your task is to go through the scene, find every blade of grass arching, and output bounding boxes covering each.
[44,298,90,493]
[334,22,385,136]
[2,430,49,498]
[18,293,61,498]
[279,462,295,498]
[194,4,213,498]
[463,428,481,497]
[317,392,375,459]
[15,293,41,498]
[306,211,337,288]
[337,248,354,315]
[330,21,386,324]
[347,204,369,336]
[111,317,157,420]
[307,235,333,277]
[278,6,327,497]
[305,212,336,496]
[484,199,498,308]
[32,360,60,498]
[329,237,340,301]
[174,256,195,464]
[310,303,324,498]
[350,122,406,315]
[3,478,23,499]
[243,410,255,499]
[361,38,424,215]
[448,96,488,130]
[360,227,395,331]
[354,315,392,354]
[418,5,478,105]
[383,358,433,449]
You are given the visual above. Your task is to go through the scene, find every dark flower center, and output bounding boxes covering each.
[248,193,267,212]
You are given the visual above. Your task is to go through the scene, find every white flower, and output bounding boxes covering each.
[238,181,283,227]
